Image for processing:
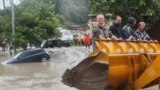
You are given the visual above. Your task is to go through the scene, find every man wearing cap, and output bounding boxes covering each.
[92,14,118,50]
[122,17,137,40]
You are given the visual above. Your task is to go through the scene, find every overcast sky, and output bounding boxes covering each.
[0,0,20,9]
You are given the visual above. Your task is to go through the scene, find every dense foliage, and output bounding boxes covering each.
[0,0,89,50]
[35,0,89,27]
[0,0,60,49]
[58,0,89,25]
[89,0,160,30]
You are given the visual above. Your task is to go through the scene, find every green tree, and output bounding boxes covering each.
[32,0,90,27]
[0,0,60,50]
[89,0,160,30]
[61,0,89,25]
[0,8,12,46]
[13,0,60,49]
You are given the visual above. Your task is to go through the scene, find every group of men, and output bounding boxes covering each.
[92,14,151,49]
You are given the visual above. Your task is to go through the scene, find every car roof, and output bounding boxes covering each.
[60,29,71,32]
[24,48,44,53]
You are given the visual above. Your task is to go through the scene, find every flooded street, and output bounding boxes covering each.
[0,47,88,90]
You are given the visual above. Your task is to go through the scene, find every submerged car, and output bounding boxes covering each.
[3,48,50,64]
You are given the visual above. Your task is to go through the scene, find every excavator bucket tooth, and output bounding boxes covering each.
[62,69,76,87]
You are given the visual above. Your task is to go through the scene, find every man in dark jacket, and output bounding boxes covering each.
[109,15,123,39]
[122,17,137,40]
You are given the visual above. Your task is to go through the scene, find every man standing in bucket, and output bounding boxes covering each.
[122,17,137,40]
[92,14,118,50]
[135,21,151,41]
[109,15,123,40]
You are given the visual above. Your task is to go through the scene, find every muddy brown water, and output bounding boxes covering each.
[0,47,88,90]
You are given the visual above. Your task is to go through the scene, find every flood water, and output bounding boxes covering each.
[0,47,88,90]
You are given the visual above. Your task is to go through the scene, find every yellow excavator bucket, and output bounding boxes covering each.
[62,40,160,90]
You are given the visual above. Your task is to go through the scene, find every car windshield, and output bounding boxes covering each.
[13,52,22,59]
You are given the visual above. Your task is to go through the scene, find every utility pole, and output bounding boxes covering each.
[10,0,16,55]
[3,0,5,10]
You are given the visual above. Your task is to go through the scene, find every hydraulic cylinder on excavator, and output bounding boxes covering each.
[62,40,160,90]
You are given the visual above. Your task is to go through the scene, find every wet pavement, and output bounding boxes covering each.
[0,47,88,90]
